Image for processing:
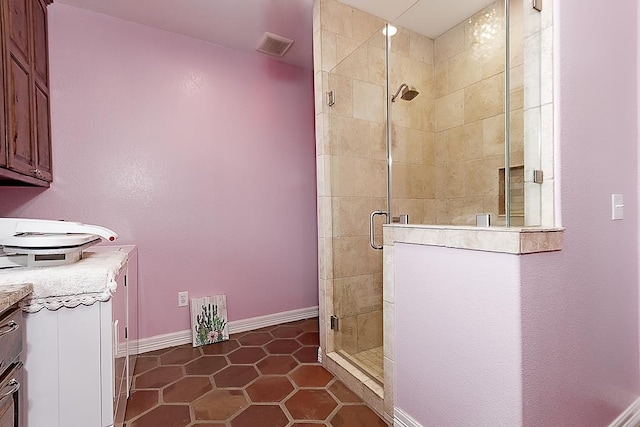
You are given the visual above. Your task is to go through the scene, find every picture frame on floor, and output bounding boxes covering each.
[190,295,229,347]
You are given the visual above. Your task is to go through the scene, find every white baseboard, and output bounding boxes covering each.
[394,407,424,427]
[609,397,640,427]
[130,306,319,354]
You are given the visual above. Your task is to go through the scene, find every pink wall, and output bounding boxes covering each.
[395,244,523,426]
[0,4,318,338]
[520,0,639,425]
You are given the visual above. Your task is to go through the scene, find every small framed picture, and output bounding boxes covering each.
[191,295,229,347]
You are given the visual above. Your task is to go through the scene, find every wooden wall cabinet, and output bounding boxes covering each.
[0,0,52,186]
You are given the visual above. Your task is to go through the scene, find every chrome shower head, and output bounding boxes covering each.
[391,83,419,102]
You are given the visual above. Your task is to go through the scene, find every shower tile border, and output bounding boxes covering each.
[383,224,564,254]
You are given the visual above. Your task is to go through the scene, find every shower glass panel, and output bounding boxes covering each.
[389,0,525,227]
[328,27,388,384]
[324,0,534,384]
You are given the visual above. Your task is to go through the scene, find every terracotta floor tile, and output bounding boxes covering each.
[290,365,333,388]
[192,389,248,421]
[230,405,289,427]
[227,347,267,364]
[161,346,202,365]
[126,318,386,426]
[213,365,259,388]
[133,356,159,375]
[246,376,294,402]
[284,389,338,421]
[297,332,320,346]
[293,346,319,363]
[129,404,191,427]
[328,380,362,403]
[264,339,301,354]
[201,339,239,355]
[163,376,212,403]
[330,405,388,427]
[256,355,299,375]
[124,390,159,421]
[135,366,184,389]
[185,356,228,375]
[237,332,273,346]
[271,325,305,338]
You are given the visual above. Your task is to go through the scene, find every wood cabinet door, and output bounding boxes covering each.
[6,56,35,176]
[4,0,36,177]
[32,0,50,180]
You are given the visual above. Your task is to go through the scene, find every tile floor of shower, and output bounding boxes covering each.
[338,347,384,385]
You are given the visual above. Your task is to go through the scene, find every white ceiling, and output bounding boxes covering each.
[55,0,495,70]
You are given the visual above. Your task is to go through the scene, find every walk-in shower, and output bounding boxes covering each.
[314,0,546,419]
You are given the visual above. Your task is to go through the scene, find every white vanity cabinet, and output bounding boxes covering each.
[23,245,138,427]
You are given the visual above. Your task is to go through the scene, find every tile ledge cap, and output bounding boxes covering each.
[383,225,564,254]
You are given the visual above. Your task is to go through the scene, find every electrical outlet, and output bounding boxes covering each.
[178,291,189,307]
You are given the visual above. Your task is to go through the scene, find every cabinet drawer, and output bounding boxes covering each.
[0,309,22,371]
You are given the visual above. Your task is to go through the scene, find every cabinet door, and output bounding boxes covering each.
[32,0,51,180]
[4,0,36,177]
[6,56,34,176]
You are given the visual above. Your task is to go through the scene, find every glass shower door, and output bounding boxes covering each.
[328,27,387,383]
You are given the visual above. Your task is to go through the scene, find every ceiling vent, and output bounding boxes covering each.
[256,32,294,57]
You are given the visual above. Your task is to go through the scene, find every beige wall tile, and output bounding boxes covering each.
[355,158,387,197]
[321,30,337,72]
[410,32,434,64]
[331,155,356,196]
[334,274,382,317]
[367,46,386,86]
[465,157,502,196]
[394,198,426,225]
[353,80,384,123]
[464,73,505,123]
[511,87,524,111]
[423,199,437,223]
[357,310,383,352]
[483,113,505,157]
[510,20,524,66]
[435,199,450,224]
[333,236,382,278]
[409,93,435,132]
[392,162,408,199]
[436,163,465,199]
[338,314,358,354]
[423,131,436,166]
[481,33,506,79]
[329,73,353,118]
[435,23,465,64]
[369,122,387,161]
[334,44,368,81]
[465,121,485,160]
[352,8,385,45]
[320,0,352,38]
[435,90,464,131]
[509,108,524,153]
[332,196,372,237]
[337,34,363,67]
[448,49,483,92]
[391,28,411,57]
[435,62,448,98]
[448,197,486,225]
[331,115,369,158]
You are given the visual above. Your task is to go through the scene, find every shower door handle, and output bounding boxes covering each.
[369,210,388,250]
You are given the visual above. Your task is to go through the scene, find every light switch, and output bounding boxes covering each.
[612,194,624,220]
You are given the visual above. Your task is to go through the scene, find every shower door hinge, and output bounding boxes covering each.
[326,90,335,107]
[330,315,339,331]
[533,169,544,184]
[532,0,542,12]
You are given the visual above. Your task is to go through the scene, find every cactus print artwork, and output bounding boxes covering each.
[191,295,229,347]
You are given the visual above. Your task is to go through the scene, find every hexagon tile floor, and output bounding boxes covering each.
[124,317,388,427]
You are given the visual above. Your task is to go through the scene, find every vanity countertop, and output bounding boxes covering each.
[0,283,33,314]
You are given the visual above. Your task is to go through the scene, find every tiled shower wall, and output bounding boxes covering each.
[432,0,525,225]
